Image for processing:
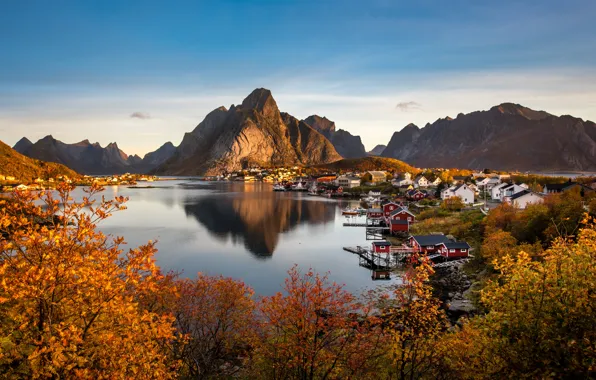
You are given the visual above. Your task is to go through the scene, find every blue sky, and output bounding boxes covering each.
[1,0,596,155]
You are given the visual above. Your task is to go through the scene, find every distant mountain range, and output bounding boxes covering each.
[0,140,77,181]
[381,103,596,171]
[14,136,176,175]
[154,89,345,175]
[11,90,596,174]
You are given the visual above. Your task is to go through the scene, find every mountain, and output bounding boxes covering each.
[0,140,78,181]
[381,103,596,171]
[313,156,419,175]
[16,136,176,175]
[155,88,343,175]
[303,115,367,158]
[142,142,176,167]
[13,137,33,154]
[367,144,386,156]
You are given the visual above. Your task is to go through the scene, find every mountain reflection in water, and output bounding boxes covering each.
[183,191,336,257]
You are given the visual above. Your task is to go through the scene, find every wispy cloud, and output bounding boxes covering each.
[395,101,421,112]
[130,111,151,119]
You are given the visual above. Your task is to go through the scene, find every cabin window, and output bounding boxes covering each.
[407,217,412,221]
[461,249,467,252]
[427,246,434,249]
[449,249,455,253]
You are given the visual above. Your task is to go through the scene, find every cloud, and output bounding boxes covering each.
[130,111,151,119]
[395,101,421,112]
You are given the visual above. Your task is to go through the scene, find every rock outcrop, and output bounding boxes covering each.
[367,144,386,156]
[381,103,596,171]
[155,89,343,175]
[302,115,367,158]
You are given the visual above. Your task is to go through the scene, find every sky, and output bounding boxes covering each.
[1,0,596,156]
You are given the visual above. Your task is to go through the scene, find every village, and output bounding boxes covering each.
[0,173,160,192]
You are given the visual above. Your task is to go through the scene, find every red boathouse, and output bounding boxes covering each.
[436,242,471,258]
[390,219,409,234]
[371,241,391,254]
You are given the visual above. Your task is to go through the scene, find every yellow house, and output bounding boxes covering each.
[362,171,388,185]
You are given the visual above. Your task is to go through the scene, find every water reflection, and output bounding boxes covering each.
[183,192,336,257]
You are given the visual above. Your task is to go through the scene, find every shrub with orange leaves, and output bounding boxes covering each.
[0,184,177,378]
[250,265,389,379]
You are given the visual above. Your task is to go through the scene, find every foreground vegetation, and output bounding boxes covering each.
[0,184,594,378]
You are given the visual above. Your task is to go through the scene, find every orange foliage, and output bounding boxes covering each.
[0,184,176,378]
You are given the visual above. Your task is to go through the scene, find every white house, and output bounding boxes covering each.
[414,175,430,188]
[431,177,442,186]
[497,184,526,201]
[468,183,479,194]
[392,172,413,187]
[491,182,510,201]
[441,184,475,205]
[478,177,501,191]
[505,190,544,209]
[335,176,361,189]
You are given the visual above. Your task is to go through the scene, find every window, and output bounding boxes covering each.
[408,217,412,221]
[449,249,455,253]
[461,249,467,252]
[427,246,434,249]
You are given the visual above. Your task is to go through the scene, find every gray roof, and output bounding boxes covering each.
[509,189,538,201]
[372,241,392,246]
[390,207,415,217]
[442,241,471,250]
[410,234,450,246]
[368,208,383,213]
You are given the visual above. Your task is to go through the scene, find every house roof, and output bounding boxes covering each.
[492,182,510,190]
[390,207,416,217]
[414,175,428,181]
[440,241,471,250]
[544,182,576,191]
[410,234,450,246]
[367,171,387,178]
[372,241,392,246]
[509,190,543,201]
[453,184,467,192]
[368,208,383,213]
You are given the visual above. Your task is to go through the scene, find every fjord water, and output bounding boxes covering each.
[73,180,391,295]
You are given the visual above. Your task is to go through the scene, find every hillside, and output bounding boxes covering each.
[312,156,419,174]
[154,88,343,175]
[0,140,78,181]
[382,103,596,171]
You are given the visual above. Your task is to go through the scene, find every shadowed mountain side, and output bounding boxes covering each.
[381,103,596,171]
[182,194,336,257]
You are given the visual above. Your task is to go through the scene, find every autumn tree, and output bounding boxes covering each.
[250,266,388,379]
[440,196,464,212]
[0,184,176,378]
[381,256,447,380]
[170,274,256,379]
[435,216,596,378]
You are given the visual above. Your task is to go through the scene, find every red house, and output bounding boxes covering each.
[409,235,450,254]
[390,219,409,234]
[388,207,416,223]
[367,208,384,219]
[437,242,471,258]
[382,202,400,218]
[371,241,391,254]
[406,189,427,201]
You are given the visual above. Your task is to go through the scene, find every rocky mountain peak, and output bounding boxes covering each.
[13,137,33,153]
[303,115,336,138]
[241,88,278,116]
[491,103,551,120]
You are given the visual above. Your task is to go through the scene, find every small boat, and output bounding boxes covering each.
[273,184,286,192]
[342,207,359,216]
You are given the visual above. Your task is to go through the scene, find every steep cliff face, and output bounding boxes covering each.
[155,88,342,175]
[13,137,33,154]
[302,115,367,158]
[381,103,596,171]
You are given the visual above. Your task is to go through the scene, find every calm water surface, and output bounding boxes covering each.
[70,180,395,295]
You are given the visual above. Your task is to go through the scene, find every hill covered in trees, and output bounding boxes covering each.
[312,156,420,174]
[0,140,78,181]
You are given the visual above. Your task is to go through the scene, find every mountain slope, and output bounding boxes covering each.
[367,144,386,156]
[381,103,596,171]
[155,88,343,175]
[0,140,78,181]
[13,137,33,154]
[313,156,419,175]
[303,115,367,158]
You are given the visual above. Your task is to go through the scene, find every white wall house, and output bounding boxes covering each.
[336,176,361,189]
[504,190,544,209]
[497,184,526,201]
[479,177,502,191]
[392,172,413,187]
[491,182,510,201]
[431,177,442,186]
[441,184,475,204]
[414,175,430,188]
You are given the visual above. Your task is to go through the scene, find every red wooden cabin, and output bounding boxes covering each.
[371,241,391,254]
